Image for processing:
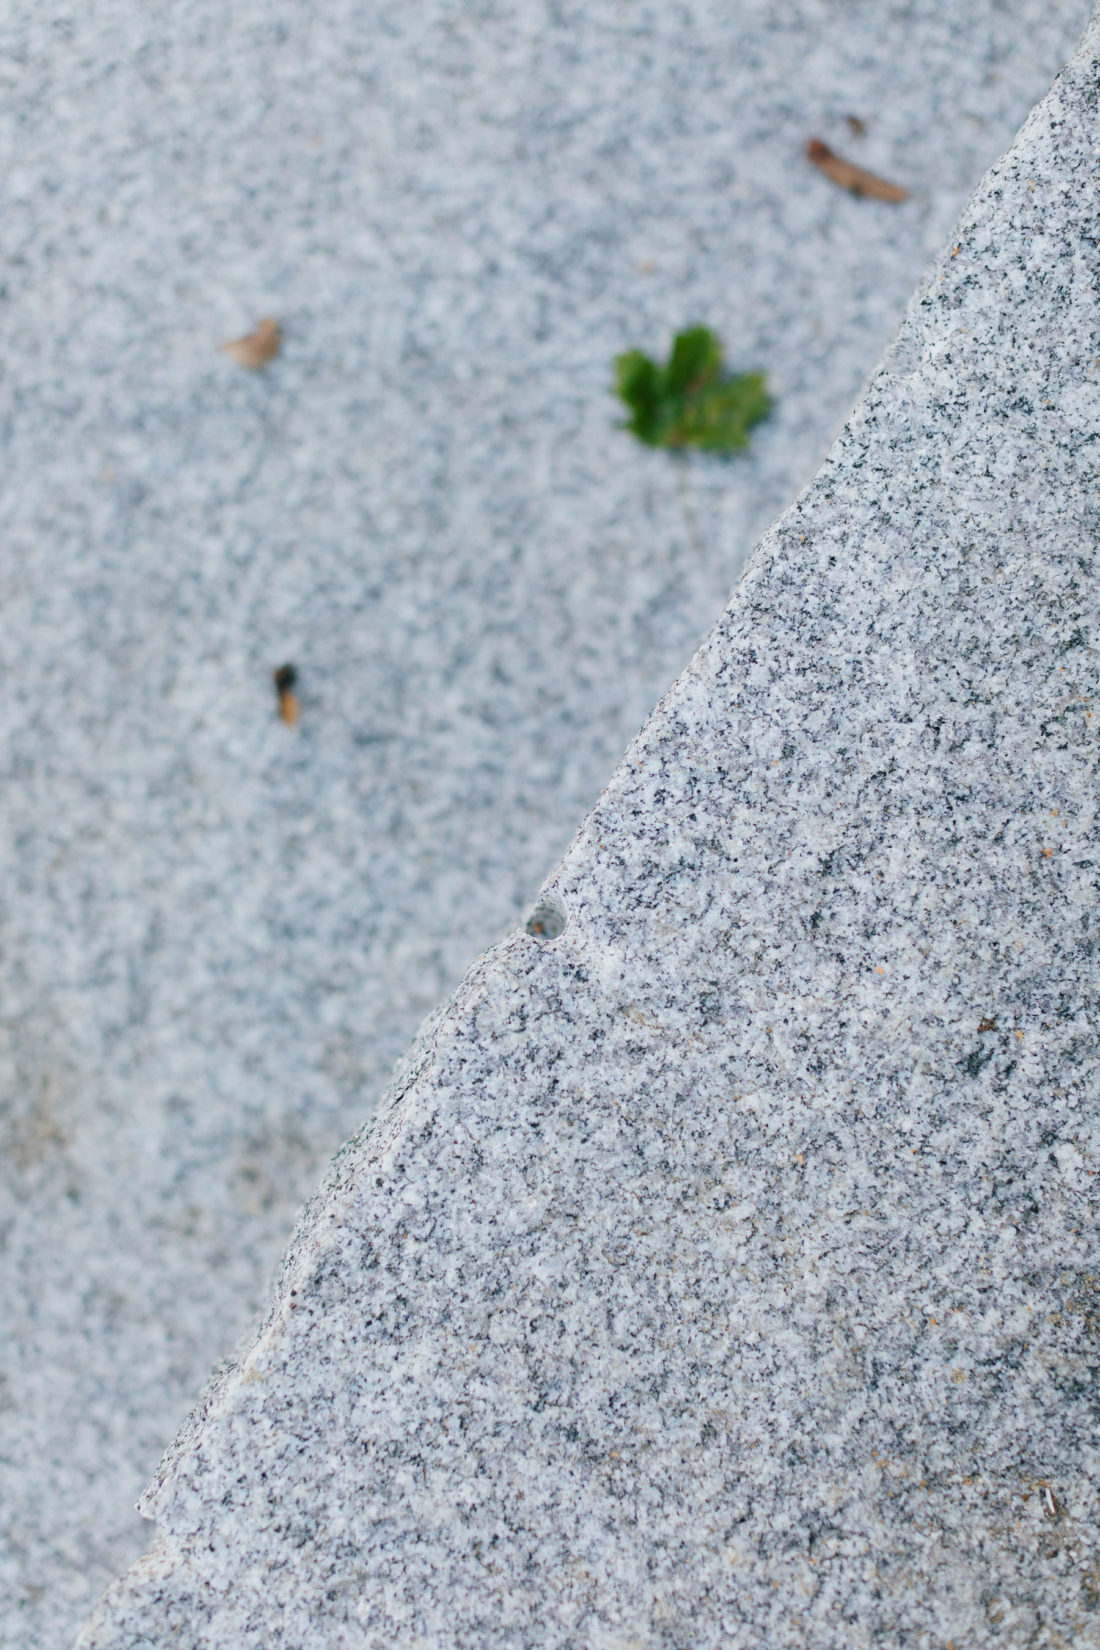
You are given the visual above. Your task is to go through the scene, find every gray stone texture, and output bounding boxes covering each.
[73,10,1100,1649]
[3,7,1095,1650]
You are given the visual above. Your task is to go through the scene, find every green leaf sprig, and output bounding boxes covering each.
[614,325,770,454]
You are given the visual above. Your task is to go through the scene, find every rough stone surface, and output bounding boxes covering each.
[6,5,1091,1647]
[75,16,1100,1650]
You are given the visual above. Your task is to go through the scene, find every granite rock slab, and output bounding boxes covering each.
[74,12,1100,1650]
[7,4,1092,1646]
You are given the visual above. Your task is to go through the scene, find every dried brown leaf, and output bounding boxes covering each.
[805,138,908,203]
[220,317,281,369]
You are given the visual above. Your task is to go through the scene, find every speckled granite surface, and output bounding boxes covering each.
[73,15,1100,1650]
[8,6,1092,1648]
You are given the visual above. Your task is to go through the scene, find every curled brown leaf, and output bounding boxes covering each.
[805,138,908,203]
[220,317,281,369]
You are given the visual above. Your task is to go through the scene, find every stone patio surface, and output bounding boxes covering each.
[0,2,1093,1646]
[74,7,1100,1648]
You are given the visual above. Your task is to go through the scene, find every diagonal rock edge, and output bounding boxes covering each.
[79,19,1100,1650]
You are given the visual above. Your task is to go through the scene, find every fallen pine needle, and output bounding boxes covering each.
[805,138,908,203]
[221,317,281,369]
[273,662,299,726]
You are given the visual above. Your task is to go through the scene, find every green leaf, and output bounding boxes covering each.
[612,326,770,455]
[663,325,721,396]
[613,350,662,445]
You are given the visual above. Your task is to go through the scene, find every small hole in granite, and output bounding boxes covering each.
[526,897,567,941]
